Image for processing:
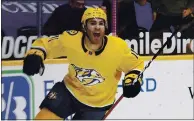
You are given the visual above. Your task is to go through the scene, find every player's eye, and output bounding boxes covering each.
[99,22,105,26]
[90,22,96,25]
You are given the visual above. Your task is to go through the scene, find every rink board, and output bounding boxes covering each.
[1,55,193,120]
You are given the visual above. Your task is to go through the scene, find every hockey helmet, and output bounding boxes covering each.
[81,7,107,27]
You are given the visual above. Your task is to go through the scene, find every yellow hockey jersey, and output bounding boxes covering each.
[30,30,144,108]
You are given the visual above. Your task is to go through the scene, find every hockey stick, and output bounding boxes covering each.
[103,19,194,120]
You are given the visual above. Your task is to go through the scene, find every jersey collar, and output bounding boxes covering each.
[81,34,107,56]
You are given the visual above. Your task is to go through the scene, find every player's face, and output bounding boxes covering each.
[86,18,105,44]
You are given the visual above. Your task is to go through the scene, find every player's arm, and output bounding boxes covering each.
[118,41,144,98]
[23,32,67,76]
[30,34,67,59]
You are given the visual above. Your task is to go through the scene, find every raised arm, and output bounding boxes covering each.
[23,32,67,76]
[31,34,67,59]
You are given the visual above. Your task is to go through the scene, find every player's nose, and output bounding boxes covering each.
[95,24,100,30]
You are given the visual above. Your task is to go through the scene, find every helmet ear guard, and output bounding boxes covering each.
[82,24,86,32]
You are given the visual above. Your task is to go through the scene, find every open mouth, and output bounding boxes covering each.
[93,33,100,38]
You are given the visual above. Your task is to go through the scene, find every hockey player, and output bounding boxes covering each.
[23,7,144,120]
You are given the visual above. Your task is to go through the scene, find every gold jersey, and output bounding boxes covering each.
[30,30,144,108]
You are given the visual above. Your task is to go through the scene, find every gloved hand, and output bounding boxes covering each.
[123,80,141,98]
[23,49,45,76]
[122,71,142,98]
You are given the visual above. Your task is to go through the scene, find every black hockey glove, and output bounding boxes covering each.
[23,49,45,76]
[122,70,142,98]
[123,80,141,98]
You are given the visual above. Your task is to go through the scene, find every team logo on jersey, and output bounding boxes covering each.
[66,30,78,35]
[71,64,105,86]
